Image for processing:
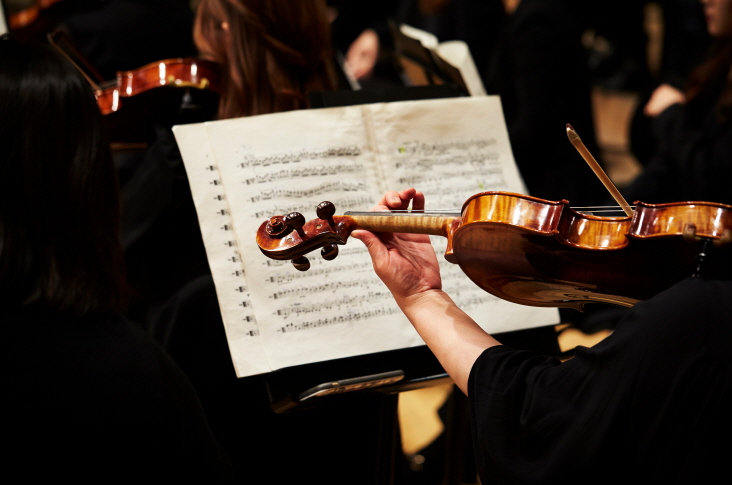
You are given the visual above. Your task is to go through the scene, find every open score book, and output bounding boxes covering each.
[173,96,559,378]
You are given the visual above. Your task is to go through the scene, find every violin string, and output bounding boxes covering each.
[47,33,102,91]
[347,205,636,217]
[572,205,637,215]
[345,210,461,216]
[572,205,637,209]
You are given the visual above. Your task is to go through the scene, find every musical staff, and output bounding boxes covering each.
[239,145,362,168]
[174,97,560,376]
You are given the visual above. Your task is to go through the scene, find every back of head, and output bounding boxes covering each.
[194,0,336,119]
[0,36,126,317]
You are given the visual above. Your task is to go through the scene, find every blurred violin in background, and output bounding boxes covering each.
[95,57,221,145]
[45,30,220,144]
[95,57,221,115]
[6,0,103,41]
[256,192,732,310]
[7,0,64,29]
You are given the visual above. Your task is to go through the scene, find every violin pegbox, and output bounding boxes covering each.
[256,201,344,271]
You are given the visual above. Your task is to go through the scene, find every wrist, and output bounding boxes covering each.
[395,289,455,318]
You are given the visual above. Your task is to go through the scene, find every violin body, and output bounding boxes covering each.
[96,58,221,115]
[453,193,732,310]
[256,192,732,310]
[93,58,220,144]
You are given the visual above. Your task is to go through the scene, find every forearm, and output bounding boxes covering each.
[395,290,501,395]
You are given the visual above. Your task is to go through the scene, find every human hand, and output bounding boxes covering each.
[354,189,500,394]
[643,83,685,117]
[351,188,442,303]
[345,29,379,80]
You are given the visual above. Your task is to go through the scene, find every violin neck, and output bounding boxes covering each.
[343,212,458,238]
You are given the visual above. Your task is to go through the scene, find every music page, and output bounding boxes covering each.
[173,125,271,377]
[175,96,559,377]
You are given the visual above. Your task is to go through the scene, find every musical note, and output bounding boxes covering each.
[174,97,560,376]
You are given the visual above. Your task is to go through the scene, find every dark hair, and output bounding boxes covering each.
[0,36,127,316]
[684,38,732,123]
[194,0,336,119]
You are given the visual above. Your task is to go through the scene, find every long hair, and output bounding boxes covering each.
[194,0,337,119]
[0,37,127,316]
[684,38,732,123]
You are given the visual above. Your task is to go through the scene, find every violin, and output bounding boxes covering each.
[6,0,105,43]
[256,192,732,310]
[95,58,221,115]
[7,0,63,30]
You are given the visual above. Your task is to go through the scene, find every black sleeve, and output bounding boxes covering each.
[468,277,732,484]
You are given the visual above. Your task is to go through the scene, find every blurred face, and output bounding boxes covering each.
[701,0,732,37]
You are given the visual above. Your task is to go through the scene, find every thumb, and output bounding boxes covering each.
[351,229,376,246]
[351,229,386,261]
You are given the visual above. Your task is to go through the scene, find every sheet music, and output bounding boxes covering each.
[0,2,8,36]
[398,23,487,96]
[175,96,559,377]
[173,125,271,377]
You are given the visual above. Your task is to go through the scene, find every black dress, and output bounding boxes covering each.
[622,97,732,206]
[484,0,608,206]
[4,305,234,483]
[468,276,732,484]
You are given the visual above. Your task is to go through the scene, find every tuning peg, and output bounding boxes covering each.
[265,216,288,237]
[321,244,338,261]
[292,256,310,271]
[316,201,336,226]
[285,212,306,237]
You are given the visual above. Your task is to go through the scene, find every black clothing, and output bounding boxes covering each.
[623,93,732,206]
[63,0,196,81]
[656,0,711,88]
[581,0,651,91]
[4,306,234,483]
[469,277,732,484]
[117,92,218,328]
[484,0,608,206]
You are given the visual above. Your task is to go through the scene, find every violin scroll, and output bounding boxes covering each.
[256,202,348,271]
